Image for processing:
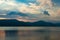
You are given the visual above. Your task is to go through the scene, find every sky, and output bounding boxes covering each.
[0,0,60,22]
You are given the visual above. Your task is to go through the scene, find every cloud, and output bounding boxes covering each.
[18,3,40,14]
[16,16,38,22]
[0,0,40,14]
[43,11,50,16]
[0,0,54,14]
[0,18,7,20]
[0,0,17,10]
[0,0,53,16]
[0,0,41,22]
[0,0,60,22]
[0,10,8,15]
[57,8,60,16]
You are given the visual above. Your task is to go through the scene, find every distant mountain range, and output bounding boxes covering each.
[0,19,60,26]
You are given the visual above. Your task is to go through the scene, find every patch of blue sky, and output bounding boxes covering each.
[52,0,60,6]
[15,0,36,4]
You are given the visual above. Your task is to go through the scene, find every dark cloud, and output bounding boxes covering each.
[7,11,28,17]
[43,11,50,16]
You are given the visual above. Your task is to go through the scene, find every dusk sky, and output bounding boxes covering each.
[0,0,60,22]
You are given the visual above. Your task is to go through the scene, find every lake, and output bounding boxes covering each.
[0,27,60,40]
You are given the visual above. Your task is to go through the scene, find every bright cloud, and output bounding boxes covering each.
[37,0,53,8]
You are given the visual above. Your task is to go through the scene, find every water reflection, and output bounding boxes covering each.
[0,27,60,40]
[18,30,50,40]
[0,30,5,40]
[5,30,18,40]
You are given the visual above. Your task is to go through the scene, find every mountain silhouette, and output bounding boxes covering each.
[0,19,60,26]
[0,19,32,26]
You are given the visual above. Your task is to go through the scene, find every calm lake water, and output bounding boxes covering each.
[0,27,60,40]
